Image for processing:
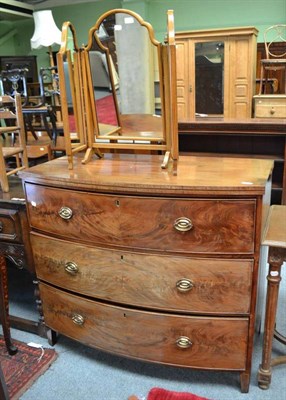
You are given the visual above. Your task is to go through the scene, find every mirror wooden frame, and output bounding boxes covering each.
[57,9,178,173]
[57,21,90,168]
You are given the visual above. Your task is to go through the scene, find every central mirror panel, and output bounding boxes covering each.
[85,10,164,140]
[195,41,224,116]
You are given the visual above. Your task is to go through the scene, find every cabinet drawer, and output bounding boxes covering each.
[32,234,253,314]
[254,96,286,118]
[0,208,22,243]
[39,282,248,370]
[26,184,256,254]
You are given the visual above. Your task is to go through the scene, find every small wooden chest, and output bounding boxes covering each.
[253,95,286,118]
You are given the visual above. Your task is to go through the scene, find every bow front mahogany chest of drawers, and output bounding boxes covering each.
[20,154,273,392]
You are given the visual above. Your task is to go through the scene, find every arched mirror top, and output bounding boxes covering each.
[58,21,80,54]
[85,8,160,51]
[82,8,166,140]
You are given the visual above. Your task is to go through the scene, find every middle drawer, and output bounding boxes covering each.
[31,234,253,314]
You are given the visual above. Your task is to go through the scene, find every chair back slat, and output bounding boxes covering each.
[264,24,286,59]
[0,93,28,193]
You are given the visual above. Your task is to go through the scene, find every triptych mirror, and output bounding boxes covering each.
[57,9,178,173]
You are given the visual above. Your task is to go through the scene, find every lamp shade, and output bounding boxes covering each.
[31,10,62,49]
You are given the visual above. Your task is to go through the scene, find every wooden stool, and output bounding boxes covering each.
[0,256,18,355]
[258,205,286,389]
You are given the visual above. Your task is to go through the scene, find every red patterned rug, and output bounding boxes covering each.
[68,94,117,131]
[0,336,57,400]
[129,387,212,400]
[96,94,118,125]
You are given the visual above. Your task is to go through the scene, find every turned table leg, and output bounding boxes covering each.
[258,247,284,389]
[0,256,17,355]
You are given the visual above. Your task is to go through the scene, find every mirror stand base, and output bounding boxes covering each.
[81,148,103,165]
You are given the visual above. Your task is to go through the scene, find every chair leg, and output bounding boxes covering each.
[259,64,264,95]
[15,154,20,169]
[0,155,9,193]
[42,114,53,140]
[24,114,38,141]
[264,70,269,94]
[0,256,18,355]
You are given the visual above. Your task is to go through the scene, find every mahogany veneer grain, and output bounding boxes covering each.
[20,153,273,392]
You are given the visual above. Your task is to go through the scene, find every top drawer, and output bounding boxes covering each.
[25,183,256,254]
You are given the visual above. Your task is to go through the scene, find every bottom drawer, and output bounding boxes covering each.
[40,283,248,370]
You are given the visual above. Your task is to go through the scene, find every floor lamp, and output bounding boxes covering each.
[30,10,62,68]
[30,10,62,124]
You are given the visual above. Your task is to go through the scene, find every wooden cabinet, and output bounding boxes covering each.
[178,118,286,205]
[253,95,286,118]
[21,153,273,393]
[175,27,258,120]
[0,177,45,336]
[0,178,33,273]
[0,56,38,83]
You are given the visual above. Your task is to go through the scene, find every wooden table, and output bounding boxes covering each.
[0,176,45,336]
[258,205,286,389]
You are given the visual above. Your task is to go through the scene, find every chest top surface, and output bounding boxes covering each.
[20,154,273,197]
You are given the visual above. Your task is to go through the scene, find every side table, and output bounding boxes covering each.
[0,255,17,354]
[0,177,45,336]
[258,205,286,389]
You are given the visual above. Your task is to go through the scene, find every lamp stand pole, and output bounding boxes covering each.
[48,45,61,123]
[48,45,55,68]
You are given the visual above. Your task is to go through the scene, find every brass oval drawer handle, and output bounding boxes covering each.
[58,206,73,220]
[176,278,194,292]
[174,217,193,232]
[176,336,192,349]
[65,261,79,275]
[71,313,85,326]
[270,107,275,115]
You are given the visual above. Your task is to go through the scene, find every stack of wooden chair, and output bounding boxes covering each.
[0,94,28,192]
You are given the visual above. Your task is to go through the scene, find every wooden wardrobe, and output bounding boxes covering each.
[175,26,258,120]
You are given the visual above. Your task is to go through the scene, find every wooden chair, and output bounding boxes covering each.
[0,94,28,192]
[39,66,63,127]
[0,68,58,143]
[259,24,286,94]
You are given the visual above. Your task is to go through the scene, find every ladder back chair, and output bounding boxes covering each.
[0,68,58,143]
[0,94,28,192]
[259,24,286,94]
